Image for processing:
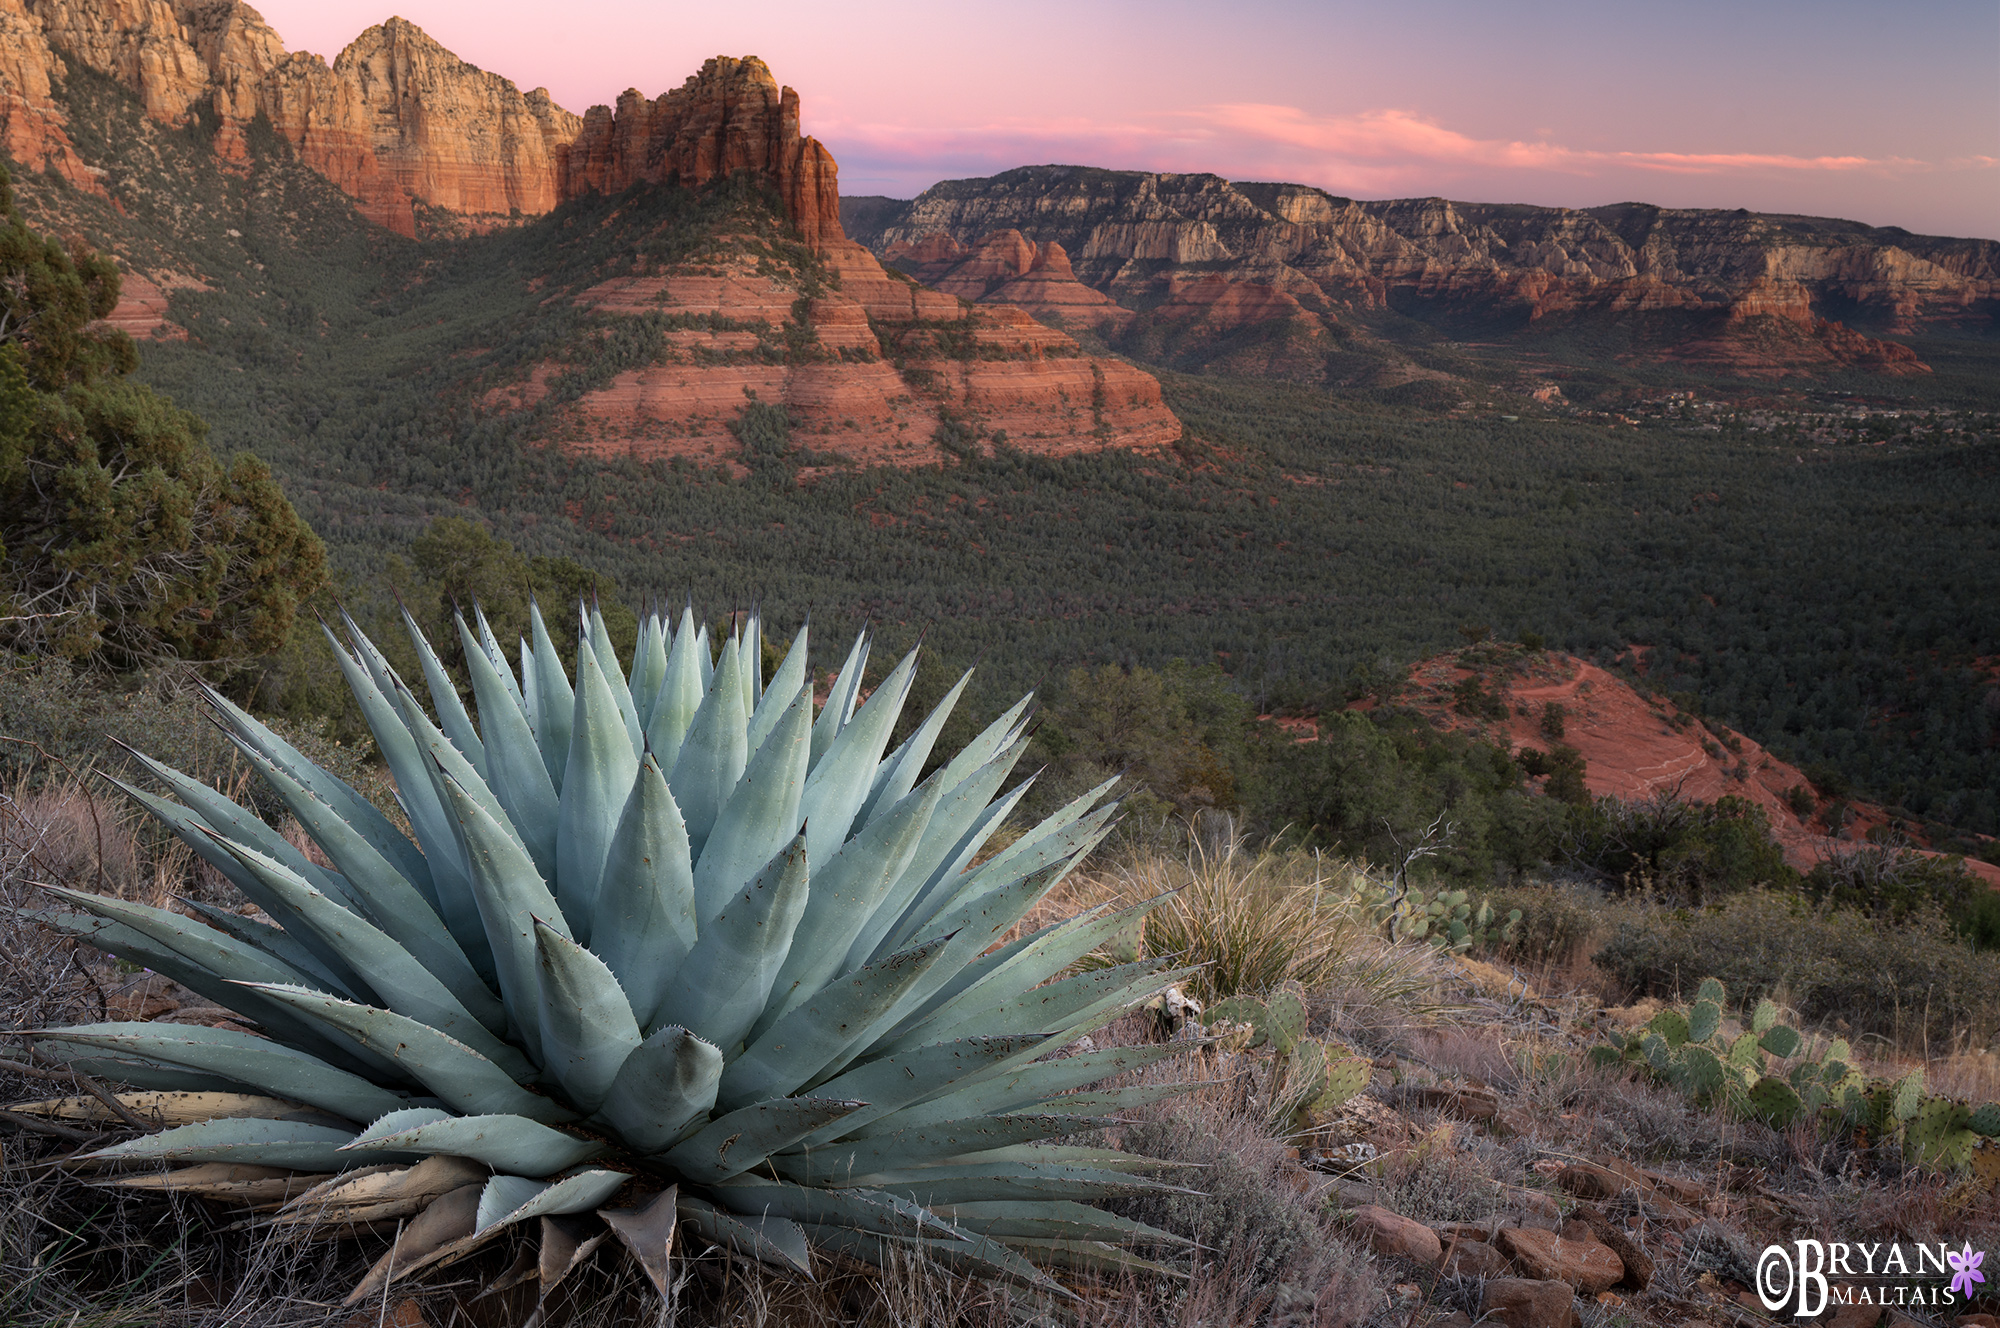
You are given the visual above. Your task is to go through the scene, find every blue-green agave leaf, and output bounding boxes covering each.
[344,1112,604,1175]
[652,833,808,1056]
[589,753,696,1032]
[593,1024,722,1153]
[533,920,641,1113]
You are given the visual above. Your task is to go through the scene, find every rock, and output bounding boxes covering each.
[847,169,1984,379]
[1494,1227,1624,1294]
[1477,1277,1579,1328]
[558,56,841,249]
[1323,1178,1384,1209]
[0,0,98,191]
[1437,1235,1511,1278]
[1956,1316,2000,1328]
[1497,1184,1561,1219]
[1566,1205,1653,1290]
[1632,1166,1705,1205]
[1408,1085,1501,1122]
[339,1299,428,1328]
[1348,1206,1441,1265]
[1554,1161,1643,1201]
[1824,1306,1885,1328]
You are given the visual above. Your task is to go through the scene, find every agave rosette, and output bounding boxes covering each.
[17,602,1199,1301]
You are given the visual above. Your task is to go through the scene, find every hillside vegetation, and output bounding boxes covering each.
[2,62,1995,841]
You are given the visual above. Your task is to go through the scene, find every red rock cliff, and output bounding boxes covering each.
[3,0,581,234]
[557,56,842,250]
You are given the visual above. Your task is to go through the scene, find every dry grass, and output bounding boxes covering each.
[1059,831,1454,1028]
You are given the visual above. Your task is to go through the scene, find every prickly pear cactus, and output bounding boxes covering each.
[1907,1098,1978,1171]
[1204,995,1272,1048]
[1265,983,1309,1056]
[1687,997,1722,1043]
[1968,1102,2000,1137]
[1749,1076,1804,1127]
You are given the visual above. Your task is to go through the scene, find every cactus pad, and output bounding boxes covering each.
[1892,1070,1925,1123]
[1751,998,1779,1035]
[1266,985,1309,1055]
[1676,1045,1726,1100]
[1317,1057,1372,1111]
[1687,999,1722,1044]
[1972,1138,2000,1190]
[1103,910,1146,965]
[1759,1024,1802,1059]
[1204,996,1271,1048]
[1907,1098,1976,1171]
[1649,1009,1691,1048]
[1748,1075,1803,1126]
[1727,1032,1763,1071]
[1695,977,1727,1005]
[1968,1103,2000,1137]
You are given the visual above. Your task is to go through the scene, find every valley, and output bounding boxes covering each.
[0,0,1990,848]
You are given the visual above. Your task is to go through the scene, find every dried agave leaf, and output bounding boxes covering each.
[109,1162,333,1205]
[343,1182,487,1306]
[8,1091,310,1128]
[276,1154,489,1226]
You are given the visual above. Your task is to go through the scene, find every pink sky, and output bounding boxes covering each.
[251,0,1997,239]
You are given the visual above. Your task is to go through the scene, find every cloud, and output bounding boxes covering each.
[820,102,1946,199]
[1199,105,1914,181]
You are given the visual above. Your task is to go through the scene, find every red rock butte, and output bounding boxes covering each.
[0,1,1182,466]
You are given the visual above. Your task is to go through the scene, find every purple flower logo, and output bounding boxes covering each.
[1949,1243,1986,1300]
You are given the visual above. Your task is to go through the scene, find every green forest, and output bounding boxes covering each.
[8,62,2000,846]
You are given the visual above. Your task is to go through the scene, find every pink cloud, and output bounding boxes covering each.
[824,102,1944,196]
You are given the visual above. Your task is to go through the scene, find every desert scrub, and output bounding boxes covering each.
[1593,890,2000,1050]
[1112,1105,1380,1323]
[1476,879,1608,970]
[0,655,377,818]
[1079,832,1447,1013]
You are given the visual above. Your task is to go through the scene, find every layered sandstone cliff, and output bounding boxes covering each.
[556,56,841,249]
[0,0,94,189]
[852,168,1998,378]
[0,2,842,246]
[501,236,1181,471]
[0,0,581,234]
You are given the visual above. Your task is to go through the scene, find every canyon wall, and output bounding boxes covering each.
[0,1,839,244]
[556,56,841,249]
[851,168,1999,377]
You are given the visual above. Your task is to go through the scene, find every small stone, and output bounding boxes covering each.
[339,1300,428,1328]
[1494,1227,1624,1294]
[1498,1183,1562,1218]
[1350,1205,1442,1265]
[1956,1315,2000,1328]
[1478,1276,1580,1328]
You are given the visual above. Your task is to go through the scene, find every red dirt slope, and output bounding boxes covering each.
[1383,648,2000,887]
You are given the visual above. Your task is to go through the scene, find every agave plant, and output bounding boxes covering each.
[14,601,1199,1306]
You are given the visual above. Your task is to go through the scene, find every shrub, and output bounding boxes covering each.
[1479,880,1606,968]
[1801,846,2000,949]
[1563,792,1797,901]
[1517,743,1589,806]
[1114,1108,1379,1316]
[1592,891,2000,1048]
[0,167,323,668]
[1539,701,1567,741]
